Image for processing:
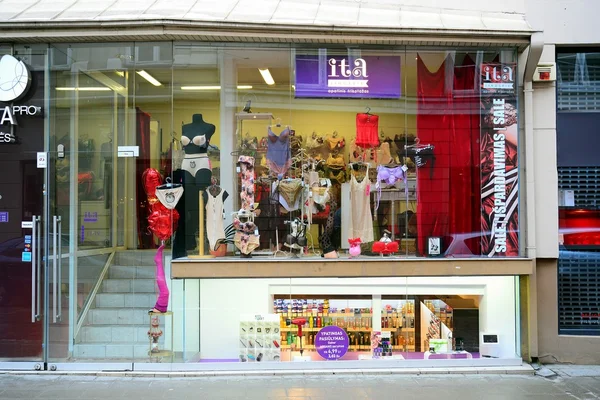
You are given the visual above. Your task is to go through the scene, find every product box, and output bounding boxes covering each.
[239,314,280,362]
[429,338,449,353]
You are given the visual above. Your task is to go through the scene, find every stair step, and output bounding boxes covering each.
[114,250,169,266]
[108,265,156,279]
[79,325,164,344]
[95,293,157,308]
[86,308,160,325]
[102,279,156,293]
[72,343,154,359]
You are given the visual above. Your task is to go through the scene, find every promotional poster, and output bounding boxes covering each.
[480,63,519,257]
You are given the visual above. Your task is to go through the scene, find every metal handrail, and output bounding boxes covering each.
[74,251,115,340]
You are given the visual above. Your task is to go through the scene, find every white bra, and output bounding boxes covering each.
[181,135,206,147]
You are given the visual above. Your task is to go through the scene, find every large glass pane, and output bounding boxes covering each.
[49,42,133,363]
[0,44,47,363]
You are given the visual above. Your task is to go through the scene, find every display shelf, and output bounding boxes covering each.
[327,313,372,317]
[392,345,415,351]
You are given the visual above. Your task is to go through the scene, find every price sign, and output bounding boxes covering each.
[315,326,349,360]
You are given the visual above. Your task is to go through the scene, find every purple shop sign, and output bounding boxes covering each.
[295,54,401,99]
[315,325,349,360]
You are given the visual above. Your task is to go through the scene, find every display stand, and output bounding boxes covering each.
[189,192,214,259]
[148,311,174,362]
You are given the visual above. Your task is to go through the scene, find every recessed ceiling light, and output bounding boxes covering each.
[180,85,253,90]
[258,68,275,85]
[136,70,162,86]
[56,87,112,91]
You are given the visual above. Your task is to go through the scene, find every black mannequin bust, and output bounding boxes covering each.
[181,114,216,155]
[173,113,217,259]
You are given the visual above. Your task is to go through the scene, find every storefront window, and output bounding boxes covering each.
[170,46,519,260]
[192,276,519,363]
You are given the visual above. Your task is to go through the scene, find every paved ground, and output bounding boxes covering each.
[1,367,600,400]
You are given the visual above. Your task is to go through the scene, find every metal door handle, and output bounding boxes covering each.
[57,216,62,321]
[31,215,40,323]
[31,215,36,323]
[52,216,58,323]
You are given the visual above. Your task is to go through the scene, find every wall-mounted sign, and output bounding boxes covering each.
[0,211,8,222]
[295,53,401,99]
[0,54,42,144]
[0,54,31,102]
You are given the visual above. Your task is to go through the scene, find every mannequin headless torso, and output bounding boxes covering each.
[173,114,219,258]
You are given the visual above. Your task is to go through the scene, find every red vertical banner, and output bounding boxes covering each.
[480,63,519,257]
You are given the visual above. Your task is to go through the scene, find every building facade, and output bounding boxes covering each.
[0,0,588,371]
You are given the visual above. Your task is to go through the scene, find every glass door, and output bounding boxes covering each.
[46,43,133,370]
[0,45,48,370]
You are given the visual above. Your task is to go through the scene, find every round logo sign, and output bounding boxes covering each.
[315,325,349,360]
[0,55,31,102]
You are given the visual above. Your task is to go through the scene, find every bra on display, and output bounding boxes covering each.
[181,134,207,148]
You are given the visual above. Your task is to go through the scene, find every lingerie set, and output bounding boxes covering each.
[233,215,260,255]
[325,153,346,182]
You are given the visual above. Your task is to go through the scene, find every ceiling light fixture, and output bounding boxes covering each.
[136,70,162,86]
[55,87,112,91]
[180,85,253,90]
[258,68,275,85]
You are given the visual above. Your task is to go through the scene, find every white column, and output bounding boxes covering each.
[219,50,238,229]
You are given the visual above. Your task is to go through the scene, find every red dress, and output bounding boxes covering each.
[355,113,380,148]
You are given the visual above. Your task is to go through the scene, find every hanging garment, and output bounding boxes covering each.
[404,145,435,178]
[374,165,408,210]
[376,142,392,165]
[306,135,324,150]
[318,196,338,254]
[237,155,255,211]
[349,140,376,165]
[156,185,184,210]
[205,188,226,251]
[348,165,374,243]
[326,136,345,151]
[233,218,260,255]
[266,127,292,175]
[355,113,380,148]
[276,179,303,211]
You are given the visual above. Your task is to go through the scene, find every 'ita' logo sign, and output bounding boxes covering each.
[0,54,31,102]
[0,54,42,143]
[327,57,368,89]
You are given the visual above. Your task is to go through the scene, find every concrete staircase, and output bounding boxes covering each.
[73,251,165,360]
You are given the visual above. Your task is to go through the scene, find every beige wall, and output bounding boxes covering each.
[537,258,600,364]
[531,45,559,259]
